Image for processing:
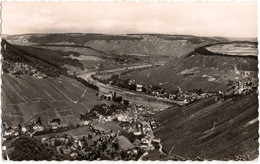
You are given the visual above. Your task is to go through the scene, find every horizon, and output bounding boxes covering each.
[2,2,258,38]
[2,32,258,40]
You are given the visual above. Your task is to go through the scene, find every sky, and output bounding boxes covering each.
[1,1,258,38]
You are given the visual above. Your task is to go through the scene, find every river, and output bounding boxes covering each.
[77,65,176,110]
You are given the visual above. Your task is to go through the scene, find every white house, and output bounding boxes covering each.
[136,84,143,92]
[21,127,27,133]
[33,125,44,131]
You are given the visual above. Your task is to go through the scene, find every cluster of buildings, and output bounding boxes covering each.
[224,79,258,97]
[2,118,68,141]
[106,77,216,105]
[76,101,162,159]
[109,74,258,106]
[93,103,160,153]
[96,91,130,106]
[6,62,46,78]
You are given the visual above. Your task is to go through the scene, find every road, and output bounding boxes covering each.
[77,65,176,110]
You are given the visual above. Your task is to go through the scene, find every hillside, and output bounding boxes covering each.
[154,92,258,160]
[1,39,83,77]
[125,42,258,92]
[1,40,103,127]
[2,74,101,127]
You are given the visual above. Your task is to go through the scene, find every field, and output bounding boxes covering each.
[206,43,258,57]
[154,92,258,160]
[2,73,103,127]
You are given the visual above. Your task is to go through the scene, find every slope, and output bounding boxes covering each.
[126,42,258,92]
[154,92,258,160]
[1,40,102,127]
[2,74,101,127]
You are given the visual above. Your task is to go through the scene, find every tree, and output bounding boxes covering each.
[129,84,137,91]
[196,88,203,95]
[36,117,42,125]
[142,87,147,93]
[116,96,123,103]
[112,141,119,150]
[80,114,85,120]
[9,136,68,161]
[123,100,129,106]
[17,124,22,131]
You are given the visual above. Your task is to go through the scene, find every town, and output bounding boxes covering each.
[3,92,164,160]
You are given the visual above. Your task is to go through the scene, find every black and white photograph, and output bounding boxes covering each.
[1,1,259,161]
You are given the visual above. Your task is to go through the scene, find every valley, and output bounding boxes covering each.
[1,33,258,161]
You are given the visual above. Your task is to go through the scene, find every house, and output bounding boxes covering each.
[234,66,240,74]
[141,138,150,145]
[138,107,143,111]
[106,116,112,121]
[33,124,44,132]
[244,71,251,76]
[136,84,143,92]
[152,138,159,144]
[50,139,55,146]
[128,79,136,85]
[115,114,124,121]
[78,141,83,148]
[4,129,14,136]
[50,118,61,129]
[71,145,77,151]
[140,144,149,151]
[51,118,61,125]
[133,131,142,136]
[83,121,89,126]
[78,150,87,156]
[70,152,77,158]
[61,148,71,154]
[21,127,27,133]
[142,123,151,135]
[41,138,47,142]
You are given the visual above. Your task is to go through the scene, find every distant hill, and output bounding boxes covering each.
[154,92,258,160]
[4,33,228,59]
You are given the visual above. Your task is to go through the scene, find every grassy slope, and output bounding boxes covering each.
[154,92,258,160]
[2,73,101,127]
